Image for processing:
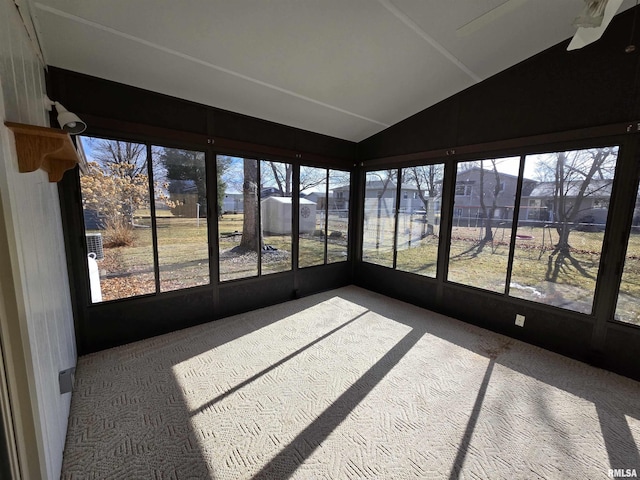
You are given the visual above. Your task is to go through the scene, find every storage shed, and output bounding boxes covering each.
[261,197,316,234]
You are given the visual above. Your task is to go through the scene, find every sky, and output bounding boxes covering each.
[79,135,619,188]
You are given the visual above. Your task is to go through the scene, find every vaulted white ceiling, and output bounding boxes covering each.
[27,0,636,142]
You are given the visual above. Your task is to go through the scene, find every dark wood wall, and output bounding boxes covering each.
[354,7,640,381]
[48,67,356,162]
[358,7,640,160]
[48,67,356,354]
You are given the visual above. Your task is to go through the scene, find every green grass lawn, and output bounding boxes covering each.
[218,213,244,236]
[92,214,640,326]
[95,216,211,299]
[361,221,640,324]
[615,230,640,324]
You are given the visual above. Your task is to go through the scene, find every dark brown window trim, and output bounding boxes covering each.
[78,113,355,169]
[361,121,640,168]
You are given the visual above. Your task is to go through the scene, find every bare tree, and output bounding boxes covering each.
[328,169,350,186]
[449,159,509,260]
[405,164,442,206]
[81,139,152,247]
[239,159,261,251]
[364,170,397,251]
[268,162,292,196]
[366,169,397,197]
[90,139,148,179]
[266,162,327,196]
[365,169,397,219]
[300,165,328,192]
[478,159,504,242]
[543,147,616,281]
[404,164,443,235]
[238,160,324,253]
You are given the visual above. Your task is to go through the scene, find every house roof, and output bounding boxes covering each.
[525,179,613,198]
[262,197,316,205]
[455,166,534,182]
[362,180,420,191]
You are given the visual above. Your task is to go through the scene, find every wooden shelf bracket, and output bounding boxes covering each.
[4,122,80,182]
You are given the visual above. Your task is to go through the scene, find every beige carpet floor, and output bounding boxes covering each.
[61,286,640,479]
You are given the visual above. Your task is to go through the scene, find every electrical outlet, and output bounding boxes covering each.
[515,314,525,327]
[59,367,76,394]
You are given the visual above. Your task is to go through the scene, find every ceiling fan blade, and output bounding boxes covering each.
[457,0,530,36]
[567,0,624,50]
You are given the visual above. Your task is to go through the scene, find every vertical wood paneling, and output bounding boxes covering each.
[0,3,19,123]
[357,7,640,159]
[0,0,77,478]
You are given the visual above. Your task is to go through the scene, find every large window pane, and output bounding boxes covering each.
[396,164,443,277]
[327,169,350,263]
[218,156,259,281]
[152,147,209,292]
[615,185,640,325]
[298,167,350,268]
[299,166,328,268]
[80,136,155,302]
[510,147,618,314]
[260,160,292,275]
[362,170,397,267]
[447,157,521,292]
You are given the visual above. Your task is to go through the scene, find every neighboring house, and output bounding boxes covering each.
[329,185,350,214]
[336,171,614,227]
[302,190,326,210]
[221,187,287,214]
[453,168,535,221]
[521,179,613,222]
[261,186,283,198]
[362,180,424,213]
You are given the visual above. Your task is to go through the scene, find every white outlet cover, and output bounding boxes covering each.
[515,314,525,327]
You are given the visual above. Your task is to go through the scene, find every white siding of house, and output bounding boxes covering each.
[0,0,76,478]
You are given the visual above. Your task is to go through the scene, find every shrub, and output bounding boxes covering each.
[103,218,135,248]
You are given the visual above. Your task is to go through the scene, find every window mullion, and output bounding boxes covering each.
[392,168,402,269]
[147,144,161,294]
[257,160,262,277]
[323,169,329,264]
[504,154,527,296]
